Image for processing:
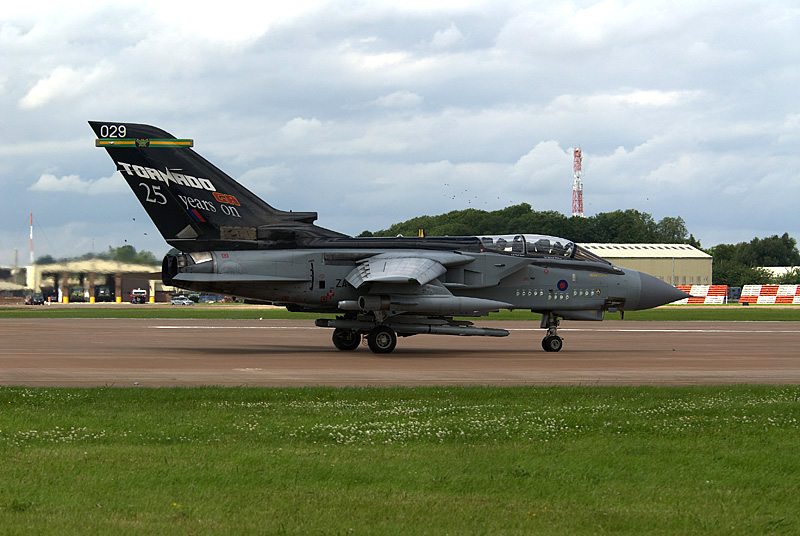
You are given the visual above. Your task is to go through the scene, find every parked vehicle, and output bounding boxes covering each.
[170,296,194,305]
[95,285,115,302]
[25,293,44,305]
[69,285,86,302]
[130,288,148,304]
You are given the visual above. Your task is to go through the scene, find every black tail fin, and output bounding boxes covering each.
[89,121,343,251]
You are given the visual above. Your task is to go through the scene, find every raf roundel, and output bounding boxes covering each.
[557,279,568,291]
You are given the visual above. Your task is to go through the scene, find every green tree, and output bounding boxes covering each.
[35,254,56,265]
[712,260,773,287]
[369,205,701,246]
[105,245,157,264]
[655,216,689,243]
[708,243,737,264]
[34,246,158,265]
[687,234,702,249]
[776,268,800,285]
[710,233,800,268]
[746,233,800,266]
[586,209,657,243]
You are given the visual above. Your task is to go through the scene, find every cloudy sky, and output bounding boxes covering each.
[1,0,798,266]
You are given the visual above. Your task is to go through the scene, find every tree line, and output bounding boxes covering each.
[708,234,800,287]
[35,245,158,266]
[360,204,697,245]
[359,203,800,286]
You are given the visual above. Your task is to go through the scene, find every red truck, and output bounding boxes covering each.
[130,288,148,304]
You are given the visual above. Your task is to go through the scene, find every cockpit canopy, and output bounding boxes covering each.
[478,234,609,264]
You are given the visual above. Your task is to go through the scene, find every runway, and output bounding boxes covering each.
[2,318,799,387]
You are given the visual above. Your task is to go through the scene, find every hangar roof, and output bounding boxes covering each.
[578,243,711,259]
[0,280,26,291]
[762,266,799,276]
[33,260,160,274]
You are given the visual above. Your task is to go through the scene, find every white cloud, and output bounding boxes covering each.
[342,48,414,72]
[237,165,292,196]
[281,117,324,140]
[30,173,125,195]
[5,0,322,45]
[431,23,464,48]
[552,89,702,111]
[19,64,110,110]
[511,141,570,182]
[373,90,424,108]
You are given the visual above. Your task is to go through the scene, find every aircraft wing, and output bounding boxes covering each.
[345,252,468,288]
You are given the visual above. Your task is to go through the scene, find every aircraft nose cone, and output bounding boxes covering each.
[634,272,690,310]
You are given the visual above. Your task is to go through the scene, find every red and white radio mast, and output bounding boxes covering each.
[572,148,584,217]
[30,213,34,264]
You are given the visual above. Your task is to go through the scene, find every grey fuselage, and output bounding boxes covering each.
[165,242,669,319]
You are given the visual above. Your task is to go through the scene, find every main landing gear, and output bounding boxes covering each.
[332,328,361,351]
[331,326,398,354]
[540,312,563,352]
[366,325,397,354]
[318,315,509,354]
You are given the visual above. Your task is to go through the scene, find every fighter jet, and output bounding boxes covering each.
[89,121,689,353]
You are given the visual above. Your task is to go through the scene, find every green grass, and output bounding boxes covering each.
[0,305,325,320]
[1,386,799,534]
[2,304,799,321]
[603,306,800,322]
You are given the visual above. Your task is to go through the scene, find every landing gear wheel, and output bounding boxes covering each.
[332,328,361,351]
[367,326,397,354]
[542,335,563,352]
[540,312,563,353]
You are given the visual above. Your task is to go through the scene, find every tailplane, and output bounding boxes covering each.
[89,121,344,251]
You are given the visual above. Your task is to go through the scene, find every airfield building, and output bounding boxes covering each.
[579,243,712,286]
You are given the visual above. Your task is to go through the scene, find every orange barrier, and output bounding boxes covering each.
[673,285,728,304]
[740,285,800,304]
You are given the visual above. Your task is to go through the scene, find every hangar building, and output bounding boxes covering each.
[579,243,712,286]
[25,260,166,303]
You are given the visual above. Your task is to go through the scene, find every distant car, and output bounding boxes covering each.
[25,293,44,305]
[170,296,194,305]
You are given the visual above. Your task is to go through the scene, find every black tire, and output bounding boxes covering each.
[542,335,563,352]
[367,326,397,354]
[332,328,361,351]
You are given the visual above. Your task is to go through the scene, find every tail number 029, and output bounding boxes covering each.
[100,124,126,138]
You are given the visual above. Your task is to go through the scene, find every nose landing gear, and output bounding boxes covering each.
[540,312,563,352]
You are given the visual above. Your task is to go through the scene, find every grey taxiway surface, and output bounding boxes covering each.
[2,318,799,386]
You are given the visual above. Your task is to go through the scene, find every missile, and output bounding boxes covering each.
[339,295,512,314]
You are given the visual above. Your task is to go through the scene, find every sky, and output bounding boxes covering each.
[1,0,798,266]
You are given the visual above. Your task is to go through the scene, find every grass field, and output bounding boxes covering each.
[1,386,799,535]
[2,306,799,533]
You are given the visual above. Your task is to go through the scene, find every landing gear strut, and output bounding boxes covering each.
[540,312,563,352]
